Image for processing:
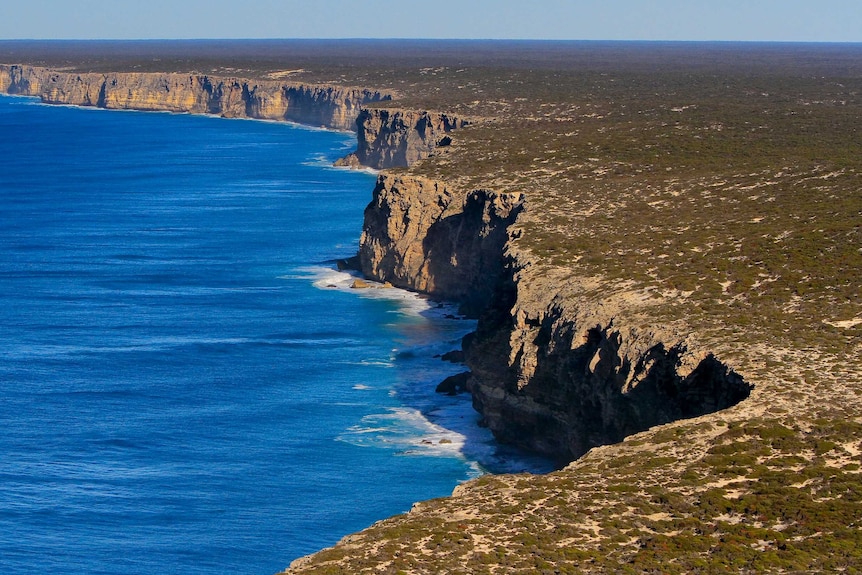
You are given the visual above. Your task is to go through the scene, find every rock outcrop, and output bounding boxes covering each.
[0,64,388,132]
[358,173,523,316]
[339,108,469,169]
[464,248,753,461]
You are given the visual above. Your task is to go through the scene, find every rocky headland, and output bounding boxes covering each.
[3,41,861,573]
[357,170,753,463]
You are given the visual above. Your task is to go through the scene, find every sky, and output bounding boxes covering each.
[1,0,860,43]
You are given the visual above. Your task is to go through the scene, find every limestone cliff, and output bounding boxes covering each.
[0,64,388,132]
[339,108,469,169]
[359,173,522,315]
[2,61,752,464]
[358,174,752,463]
[464,245,752,461]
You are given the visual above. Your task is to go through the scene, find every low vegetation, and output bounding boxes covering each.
[411,50,862,360]
[281,42,862,573]
[283,416,862,574]
[4,40,860,573]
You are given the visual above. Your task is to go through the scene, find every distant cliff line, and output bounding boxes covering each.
[0,64,468,171]
[0,63,390,133]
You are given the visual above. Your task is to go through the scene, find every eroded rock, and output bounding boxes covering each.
[359,172,523,315]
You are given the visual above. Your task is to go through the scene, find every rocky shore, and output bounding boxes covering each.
[357,170,752,462]
[2,56,755,473]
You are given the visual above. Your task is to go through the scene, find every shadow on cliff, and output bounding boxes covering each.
[467,300,754,464]
[420,190,524,317]
[551,329,754,459]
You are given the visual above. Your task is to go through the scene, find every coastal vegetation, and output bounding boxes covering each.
[3,40,860,573]
[284,417,862,574]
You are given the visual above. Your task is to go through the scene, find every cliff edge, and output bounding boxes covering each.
[1,50,759,500]
[357,170,752,463]
[0,64,469,171]
[283,43,862,573]
[0,64,388,134]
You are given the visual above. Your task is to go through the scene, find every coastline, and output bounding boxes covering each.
[3,53,751,513]
[303,265,557,475]
[0,93,495,574]
[0,63,391,134]
[0,64,552,472]
[5,43,862,573]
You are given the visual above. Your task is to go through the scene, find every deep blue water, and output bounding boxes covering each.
[0,95,550,575]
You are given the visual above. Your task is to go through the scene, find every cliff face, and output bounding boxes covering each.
[358,175,752,463]
[2,62,751,463]
[0,64,388,132]
[464,247,752,461]
[339,108,469,169]
[359,173,522,315]
[0,64,461,169]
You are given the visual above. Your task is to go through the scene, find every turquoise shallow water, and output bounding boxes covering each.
[0,95,550,575]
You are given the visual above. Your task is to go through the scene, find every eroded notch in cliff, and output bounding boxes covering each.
[565,325,753,458]
[468,312,754,463]
[621,341,753,426]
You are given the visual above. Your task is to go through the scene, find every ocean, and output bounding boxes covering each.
[0,94,550,575]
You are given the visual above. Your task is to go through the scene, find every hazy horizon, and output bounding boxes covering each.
[2,1,860,43]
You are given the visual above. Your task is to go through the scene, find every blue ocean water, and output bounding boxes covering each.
[0,95,551,575]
